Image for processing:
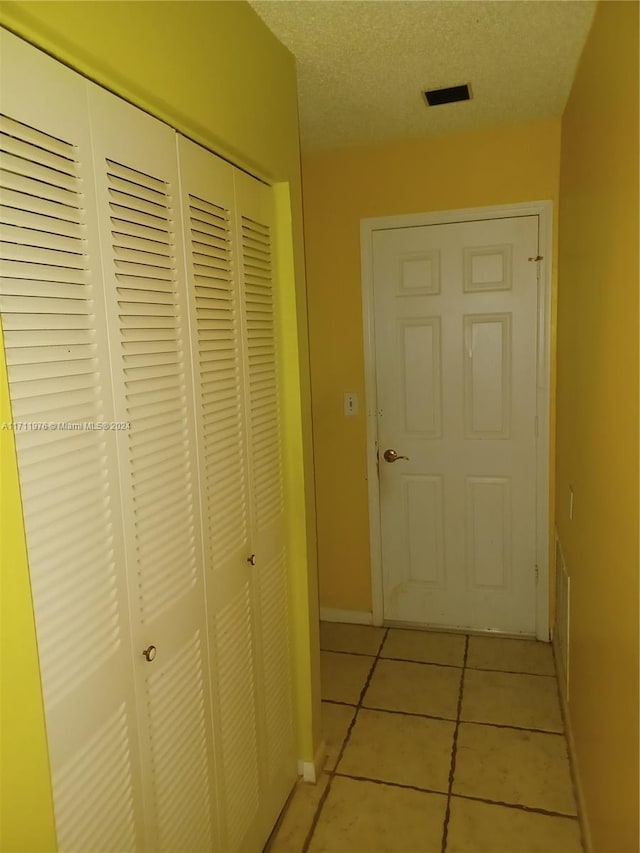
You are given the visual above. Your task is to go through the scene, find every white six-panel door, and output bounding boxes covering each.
[373,216,539,634]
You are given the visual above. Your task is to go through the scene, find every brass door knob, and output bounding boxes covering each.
[142,645,157,662]
[247,554,256,566]
[383,448,409,463]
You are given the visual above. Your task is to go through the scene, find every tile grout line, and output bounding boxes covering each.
[450,790,580,821]
[464,666,556,679]
[332,771,447,799]
[441,633,469,853]
[301,628,390,853]
[330,771,581,821]
[355,703,565,736]
[320,648,380,660]
[321,646,555,677]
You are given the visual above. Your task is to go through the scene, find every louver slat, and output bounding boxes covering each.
[241,216,284,530]
[0,164,81,206]
[1,185,81,223]
[105,160,198,622]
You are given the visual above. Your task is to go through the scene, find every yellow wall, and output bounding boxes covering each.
[556,2,639,850]
[0,1,320,844]
[0,325,57,852]
[302,120,561,612]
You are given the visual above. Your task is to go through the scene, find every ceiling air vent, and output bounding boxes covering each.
[424,84,471,106]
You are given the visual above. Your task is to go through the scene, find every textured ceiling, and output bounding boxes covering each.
[249,0,597,152]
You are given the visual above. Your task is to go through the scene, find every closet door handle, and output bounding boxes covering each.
[142,645,157,662]
[247,554,256,566]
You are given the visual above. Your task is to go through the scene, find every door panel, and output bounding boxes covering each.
[463,313,511,438]
[465,476,512,589]
[404,476,445,587]
[88,86,217,851]
[178,137,296,853]
[177,136,262,853]
[0,29,145,852]
[401,319,442,436]
[374,215,538,634]
[234,171,297,842]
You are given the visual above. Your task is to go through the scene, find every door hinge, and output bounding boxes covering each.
[535,565,539,583]
[528,254,543,280]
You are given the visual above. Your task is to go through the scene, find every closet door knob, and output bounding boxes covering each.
[247,554,256,566]
[142,645,157,662]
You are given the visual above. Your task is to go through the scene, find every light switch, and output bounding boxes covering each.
[344,392,359,417]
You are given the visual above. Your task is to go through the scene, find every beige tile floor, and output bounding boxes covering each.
[267,623,584,853]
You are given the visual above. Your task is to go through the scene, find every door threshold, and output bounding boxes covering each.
[382,619,538,641]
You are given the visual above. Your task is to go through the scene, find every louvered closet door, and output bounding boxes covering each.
[87,88,218,852]
[0,30,145,851]
[176,136,263,853]
[234,171,296,839]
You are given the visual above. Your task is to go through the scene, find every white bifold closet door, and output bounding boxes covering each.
[1,26,295,853]
[233,169,297,838]
[177,137,296,852]
[87,88,218,852]
[0,31,146,851]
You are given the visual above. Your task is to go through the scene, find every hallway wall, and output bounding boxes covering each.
[556,2,639,850]
[302,119,561,613]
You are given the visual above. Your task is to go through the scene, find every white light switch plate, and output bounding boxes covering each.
[344,392,359,416]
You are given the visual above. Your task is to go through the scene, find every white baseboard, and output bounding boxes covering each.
[552,634,592,853]
[297,739,326,783]
[319,608,373,625]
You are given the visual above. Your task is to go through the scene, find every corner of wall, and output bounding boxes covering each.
[272,182,322,763]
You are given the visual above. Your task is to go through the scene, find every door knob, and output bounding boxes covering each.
[247,554,256,566]
[383,448,409,463]
[142,645,157,662]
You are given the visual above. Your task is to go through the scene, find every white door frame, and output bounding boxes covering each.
[361,201,552,641]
